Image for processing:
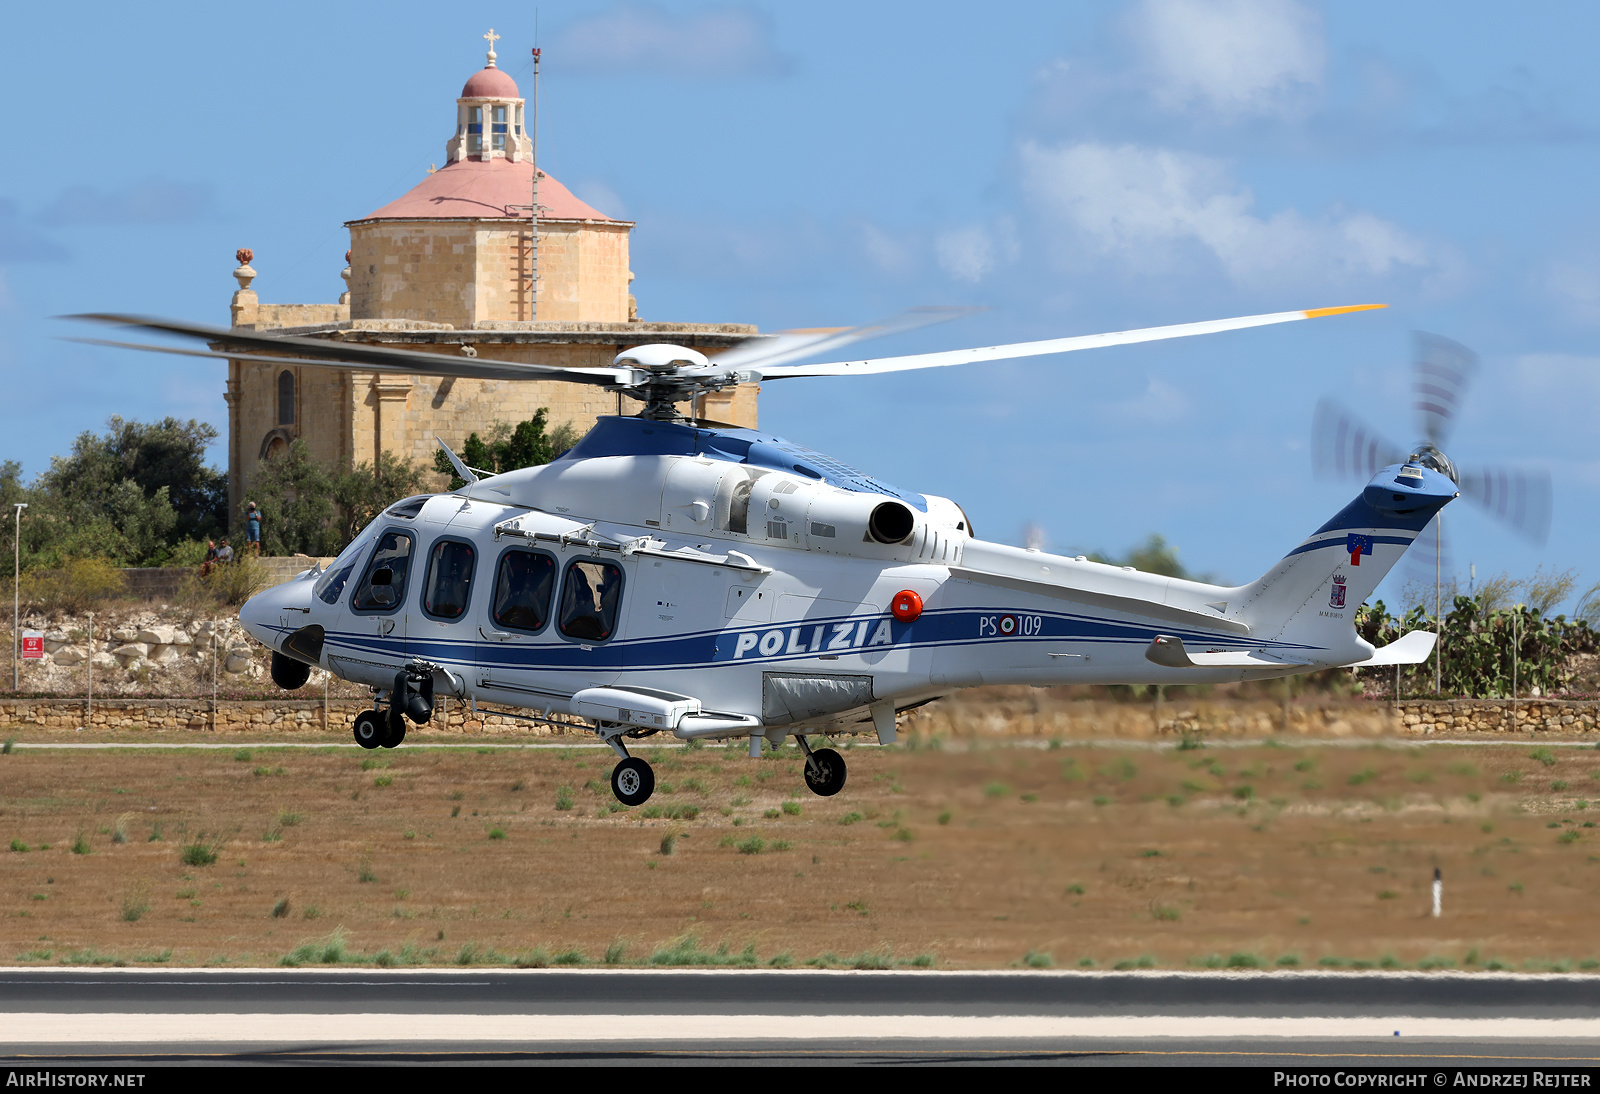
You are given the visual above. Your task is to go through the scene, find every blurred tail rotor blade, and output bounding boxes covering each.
[1460,464,1552,545]
[1311,398,1405,481]
[1413,332,1479,449]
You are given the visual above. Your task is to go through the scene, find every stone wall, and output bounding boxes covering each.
[902,688,1600,741]
[0,697,579,736]
[2,690,1596,741]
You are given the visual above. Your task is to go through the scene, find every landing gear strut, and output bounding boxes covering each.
[796,734,847,797]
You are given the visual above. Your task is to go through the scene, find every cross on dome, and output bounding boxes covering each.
[483,28,500,67]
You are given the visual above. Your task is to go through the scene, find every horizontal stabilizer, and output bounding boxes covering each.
[1349,629,1437,667]
[1145,634,1313,669]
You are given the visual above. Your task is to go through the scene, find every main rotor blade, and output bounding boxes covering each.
[1460,464,1552,545]
[756,304,1386,379]
[67,337,631,387]
[67,314,635,385]
[709,306,982,372]
[1413,332,1478,449]
[1311,398,1406,481]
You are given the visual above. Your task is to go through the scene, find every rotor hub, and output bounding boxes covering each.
[1408,442,1459,485]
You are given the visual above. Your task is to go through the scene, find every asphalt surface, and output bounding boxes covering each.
[0,969,1597,1066]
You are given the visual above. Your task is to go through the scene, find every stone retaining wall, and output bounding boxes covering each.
[0,697,582,737]
[903,693,1600,741]
[2,694,1596,741]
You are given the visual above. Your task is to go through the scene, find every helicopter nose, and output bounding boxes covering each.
[238,576,314,653]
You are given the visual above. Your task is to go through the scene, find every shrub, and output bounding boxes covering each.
[271,897,290,919]
[19,557,128,614]
[120,881,151,923]
[1024,950,1053,969]
[659,833,678,856]
[737,837,766,855]
[781,801,802,816]
[9,839,27,853]
[71,832,91,855]
[180,842,217,867]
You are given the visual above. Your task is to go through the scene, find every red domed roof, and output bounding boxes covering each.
[353,158,621,223]
[461,65,520,99]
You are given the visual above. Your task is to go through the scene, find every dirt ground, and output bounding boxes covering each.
[2,735,1598,971]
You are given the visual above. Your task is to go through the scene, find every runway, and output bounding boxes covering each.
[1,969,1598,1066]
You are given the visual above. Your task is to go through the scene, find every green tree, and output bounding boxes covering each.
[331,452,430,546]
[1087,534,1201,580]
[433,411,581,490]
[248,442,430,556]
[247,440,338,556]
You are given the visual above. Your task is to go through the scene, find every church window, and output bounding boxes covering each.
[421,538,475,620]
[558,559,624,642]
[468,106,483,153]
[277,370,295,426]
[493,105,507,150]
[491,548,556,633]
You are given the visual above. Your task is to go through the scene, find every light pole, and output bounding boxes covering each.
[12,502,25,692]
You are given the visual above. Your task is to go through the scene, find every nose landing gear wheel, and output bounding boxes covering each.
[803,747,847,797]
[353,710,384,750]
[610,757,655,806]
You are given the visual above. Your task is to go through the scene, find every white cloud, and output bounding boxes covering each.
[1018,141,1429,288]
[934,220,1018,284]
[1102,377,1192,424]
[936,226,996,283]
[1544,259,1600,324]
[1129,0,1324,119]
[573,180,627,219]
[553,3,791,79]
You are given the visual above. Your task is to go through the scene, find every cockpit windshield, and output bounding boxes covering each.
[313,523,380,605]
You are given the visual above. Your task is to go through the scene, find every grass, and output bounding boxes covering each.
[4,738,1600,970]
[180,842,218,867]
[1023,950,1053,968]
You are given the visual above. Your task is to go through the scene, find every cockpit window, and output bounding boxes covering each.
[314,523,379,605]
[557,559,623,642]
[350,531,415,613]
[386,495,432,520]
[420,538,475,620]
[492,549,556,633]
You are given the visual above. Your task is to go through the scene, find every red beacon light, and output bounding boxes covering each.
[891,589,923,622]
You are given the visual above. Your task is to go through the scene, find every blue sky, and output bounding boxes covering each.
[1,1,1597,608]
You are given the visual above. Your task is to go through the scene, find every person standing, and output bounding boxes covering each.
[245,502,262,556]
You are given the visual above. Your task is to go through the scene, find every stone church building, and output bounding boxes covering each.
[223,36,761,522]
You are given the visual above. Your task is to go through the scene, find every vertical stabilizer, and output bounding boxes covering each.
[1235,462,1457,662]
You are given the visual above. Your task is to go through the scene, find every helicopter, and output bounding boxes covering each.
[77,304,1452,806]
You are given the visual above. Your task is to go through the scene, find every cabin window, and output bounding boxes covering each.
[421,538,475,620]
[492,549,557,633]
[350,530,414,613]
[277,370,295,426]
[726,479,752,535]
[558,559,623,642]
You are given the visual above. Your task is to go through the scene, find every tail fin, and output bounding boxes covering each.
[1235,461,1456,663]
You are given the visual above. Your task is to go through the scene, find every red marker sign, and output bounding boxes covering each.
[21,631,43,659]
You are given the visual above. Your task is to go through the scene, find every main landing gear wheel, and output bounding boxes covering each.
[803,748,847,797]
[382,710,407,749]
[353,710,384,750]
[611,757,655,807]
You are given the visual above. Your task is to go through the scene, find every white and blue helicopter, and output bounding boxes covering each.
[80,304,1451,806]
